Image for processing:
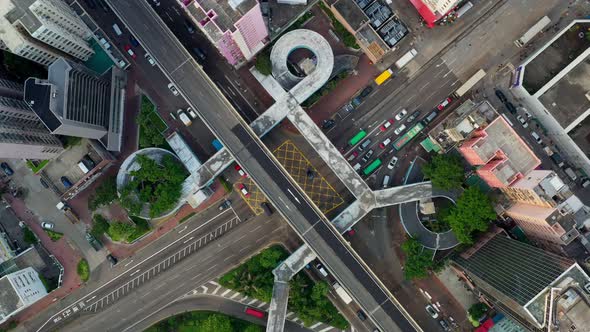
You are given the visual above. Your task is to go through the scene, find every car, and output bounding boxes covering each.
[347,151,359,162]
[346,228,356,236]
[238,183,250,197]
[129,35,140,47]
[39,178,49,189]
[395,109,408,121]
[82,155,96,168]
[234,164,247,178]
[405,110,420,123]
[380,119,394,131]
[315,263,329,277]
[60,176,73,189]
[531,131,543,144]
[516,115,528,128]
[387,156,398,169]
[306,169,315,180]
[145,53,156,66]
[218,200,232,211]
[356,310,367,321]
[379,138,392,149]
[192,47,206,61]
[425,305,439,319]
[360,86,373,98]
[124,45,136,59]
[439,319,450,331]
[322,119,335,130]
[245,307,265,319]
[168,83,179,96]
[41,221,54,230]
[394,124,407,135]
[98,37,111,50]
[506,102,517,114]
[1,162,14,176]
[436,97,452,111]
[184,19,195,34]
[361,150,374,163]
[495,89,507,103]
[524,110,532,118]
[186,107,198,119]
[106,254,118,266]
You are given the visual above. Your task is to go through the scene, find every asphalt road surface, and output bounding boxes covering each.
[104,1,418,331]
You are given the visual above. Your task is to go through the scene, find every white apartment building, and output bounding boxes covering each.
[0,267,47,324]
[0,0,94,66]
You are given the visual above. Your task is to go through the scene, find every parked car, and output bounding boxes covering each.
[106,254,118,266]
[346,228,356,236]
[379,138,392,149]
[145,53,156,66]
[238,183,250,197]
[506,102,517,114]
[168,83,179,96]
[124,45,136,59]
[347,151,359,162]
[184,19,195,34]
[495,89,507,103]
[387,156,398,169]
[1,162,14,176]
[425,305,439,319]
[406,110,421,123]
[361,150,374,163]
[129,35,140,47]
[60,176,73,189]
[322,119,336,130]
[218,200,232,211]
[306,169,315,180]
[186,107,198,119]
[380,119,394,131]
[439,319,450,331]
[260,202,273,216]
[192,47,206,61]
[235,164,247,178]
[356,310,367,321]
[41,221,55,230]
[516,115,528,128]
[436,97,452,111]
[394,124,407,135]
[315,263,329,277]
[395,109,408,121]
[359,86,373,98]
[531,131,543,144]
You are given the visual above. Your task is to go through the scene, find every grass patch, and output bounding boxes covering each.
[178,212,196,224]
[220,246,349,329]
[218,176,233,194]
[127,216,151,242]
[26,160,49,173]
[318,2,359,49]
[44,229,64,242]
[145,310,262,332]
[23,226,38,245]
[302,71,349,108]
[77,259,90,282]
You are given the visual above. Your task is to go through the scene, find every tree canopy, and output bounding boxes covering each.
[468,303,488,321]
[446,187,496,244]
[120,154,187,217]
[422,154,465,190]
[88,176,118,210]
[401,237,435,280]
[197,314,232,332]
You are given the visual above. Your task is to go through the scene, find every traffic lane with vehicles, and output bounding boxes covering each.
[328,60,458,153]
[127,295,313,332]
[28,199,298,332]
[150,0,261,123]
[55,215,302,332]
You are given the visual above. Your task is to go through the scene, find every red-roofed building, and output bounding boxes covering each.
[458,116,541,188]
[408,0,459,27]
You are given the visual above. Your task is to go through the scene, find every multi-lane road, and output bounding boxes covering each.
[103,1,418,331]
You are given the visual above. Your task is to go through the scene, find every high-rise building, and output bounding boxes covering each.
[182,0,269,66]
[24,58,126,152]
[0,78,63,159]
[0,267,48,324]
[458,116,541,188]
[451,229,590,331]
[0,0,94,66]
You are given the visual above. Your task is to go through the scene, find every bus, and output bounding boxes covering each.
[349,130,367,146]
[453,69,486,97]
[363,158,382,176]
[374,69,393,85]
[245,307,265,319]
[392,122,424,150]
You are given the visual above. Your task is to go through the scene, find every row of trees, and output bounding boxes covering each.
[219,246,349,329]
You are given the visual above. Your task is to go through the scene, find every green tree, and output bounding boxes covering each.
[2,51,46,82]
[77,259,90,282]
[255,53,272,76]
[23,226,38,245]
[88,176,118,210]
[422,154,464,190]
[243,325,263,332]
[401,237,434,280]
[107,222,135,242]
[468,302,488,321]
[445,187,496,244]
[196,314,232,332]
[91,214,110,239]
[138,98,165,149]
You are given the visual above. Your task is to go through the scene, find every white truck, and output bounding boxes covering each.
[514,16,550,47]
[453,69,486,97]
[395,48,418,69]
[332,282,353,304]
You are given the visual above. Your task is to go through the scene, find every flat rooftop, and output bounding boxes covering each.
[189,0,258,33]
[538,55,590,130]
[333,0,367,31]
[522,21,590,95]
[473,117,540,178]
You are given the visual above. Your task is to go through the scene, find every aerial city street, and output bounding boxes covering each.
[1,0,590,331]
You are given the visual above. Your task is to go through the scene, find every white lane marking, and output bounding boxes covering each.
[287,188,301,204]
[183,236,194,244]
[278,196,291,210]
[178,225,187,233]
[221,289,232,296]
[124,259,134,267]
[129,269,141,277]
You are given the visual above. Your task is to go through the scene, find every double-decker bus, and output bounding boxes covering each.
[362,158,382,176]
[392,122,425,151]
[348,130,367,146]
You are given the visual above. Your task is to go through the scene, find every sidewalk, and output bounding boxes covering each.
[3,195,83,324]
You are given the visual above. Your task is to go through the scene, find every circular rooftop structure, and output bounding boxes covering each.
[117,148,186,219]
[270,29,334,93]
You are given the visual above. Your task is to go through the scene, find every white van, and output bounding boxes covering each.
[382,175,391,188]
[112,24,123,36]
[78,161,90,174]
[353,163,362,172]
[358,139,372,151]
[531,132,543,144]
[564,168,577,182]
